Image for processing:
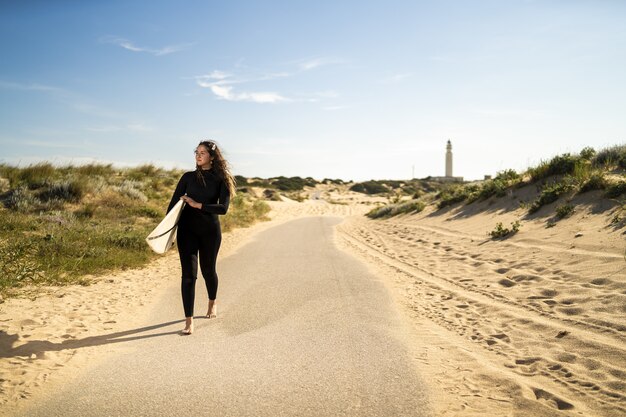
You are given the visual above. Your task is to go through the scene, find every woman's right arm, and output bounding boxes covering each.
[167,173,188,213]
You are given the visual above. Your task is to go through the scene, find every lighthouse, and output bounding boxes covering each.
[431,140,463,182]
[445,140,453,177]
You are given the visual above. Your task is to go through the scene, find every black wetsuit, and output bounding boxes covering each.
[167,169,230,317]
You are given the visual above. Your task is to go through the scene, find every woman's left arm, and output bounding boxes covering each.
[199,181,230,215]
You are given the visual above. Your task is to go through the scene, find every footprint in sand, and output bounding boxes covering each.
[512,274,543,283]
[490,333,511,343]
[532,388,575,411]
[556,352,577,363]
[498,278,516,288]
[558,307,585,316]
[590,278,612,286]
[515,357,541,365]
[540,289,558,297]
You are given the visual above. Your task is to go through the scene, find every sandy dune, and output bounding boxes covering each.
[1,185,624,416]
[337,191,626,417]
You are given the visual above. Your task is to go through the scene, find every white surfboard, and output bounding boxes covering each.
[146,200,186,254]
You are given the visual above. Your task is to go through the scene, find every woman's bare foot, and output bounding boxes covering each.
[206,300,217,319]
[182,317,194,335]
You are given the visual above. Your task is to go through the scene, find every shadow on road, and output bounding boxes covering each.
[0,319,188,359]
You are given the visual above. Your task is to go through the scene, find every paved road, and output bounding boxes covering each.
[11,217,431,417]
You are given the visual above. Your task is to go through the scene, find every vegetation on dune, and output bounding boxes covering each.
[555,203,575,220]
[350,178,441,196]
[245,176,318,192]
[349,180,389,195]
[321,178,345,185]
[489,221,521,239]
[367,199,426,219]
[0,163,270,297]
[366,144,626,226]
[528,181,575,214]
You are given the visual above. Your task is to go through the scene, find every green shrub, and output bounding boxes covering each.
[126,164,161,180]
[106,230,146,249]
[262,189,282,201]
[367,205,393,219]
[605,181,626,198]
[528,153,580,182]
[252,199,271,218]
[437,185,469,209]
[75,163,115,176]
[579,171,608,193]
[555,204,575,219]
[322,178,344,185]
[17,162,56,189]
[270,176,317,191]
[367,200,425,219]
[477,179,508,200]
[38,179,86,203]
[349,181,389,195]
[393,200,425,216]
[4,187,39,212]
[489,221,521,239]
[594,144,626,169]
[114,180,148,202]
[222,195,270,232]
[580,147,596,160]
[0,239,42,291]
[495,169,520,182]
[529,182,573,214]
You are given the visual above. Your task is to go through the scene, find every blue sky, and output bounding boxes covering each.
[1,0,625,181]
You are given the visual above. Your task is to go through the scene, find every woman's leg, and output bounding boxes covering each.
[177,228,200,323]
[198,223,222,317]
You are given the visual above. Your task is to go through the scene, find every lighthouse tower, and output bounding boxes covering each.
[445,140,453,177]
[431,140,463,182]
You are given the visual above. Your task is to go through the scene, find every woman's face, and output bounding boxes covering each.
[195,145,212,168]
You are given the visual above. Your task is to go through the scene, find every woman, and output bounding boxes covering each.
[167,140,236,335]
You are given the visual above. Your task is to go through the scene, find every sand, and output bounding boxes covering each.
[336,189,626,417]
[1,184,624,416]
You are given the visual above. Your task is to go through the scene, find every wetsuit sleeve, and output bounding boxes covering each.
[167,174,188,213]
[201,180,230,215]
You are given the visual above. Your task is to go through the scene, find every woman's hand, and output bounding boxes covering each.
[181,195,202,210]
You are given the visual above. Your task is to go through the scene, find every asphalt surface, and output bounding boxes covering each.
[11,217,431,417]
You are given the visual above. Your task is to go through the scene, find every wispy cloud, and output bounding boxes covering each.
[208,84,289,104]
[195,72,290,103]
[295,57,344,71]
[194,58,344,104]
[100,36,192,56]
